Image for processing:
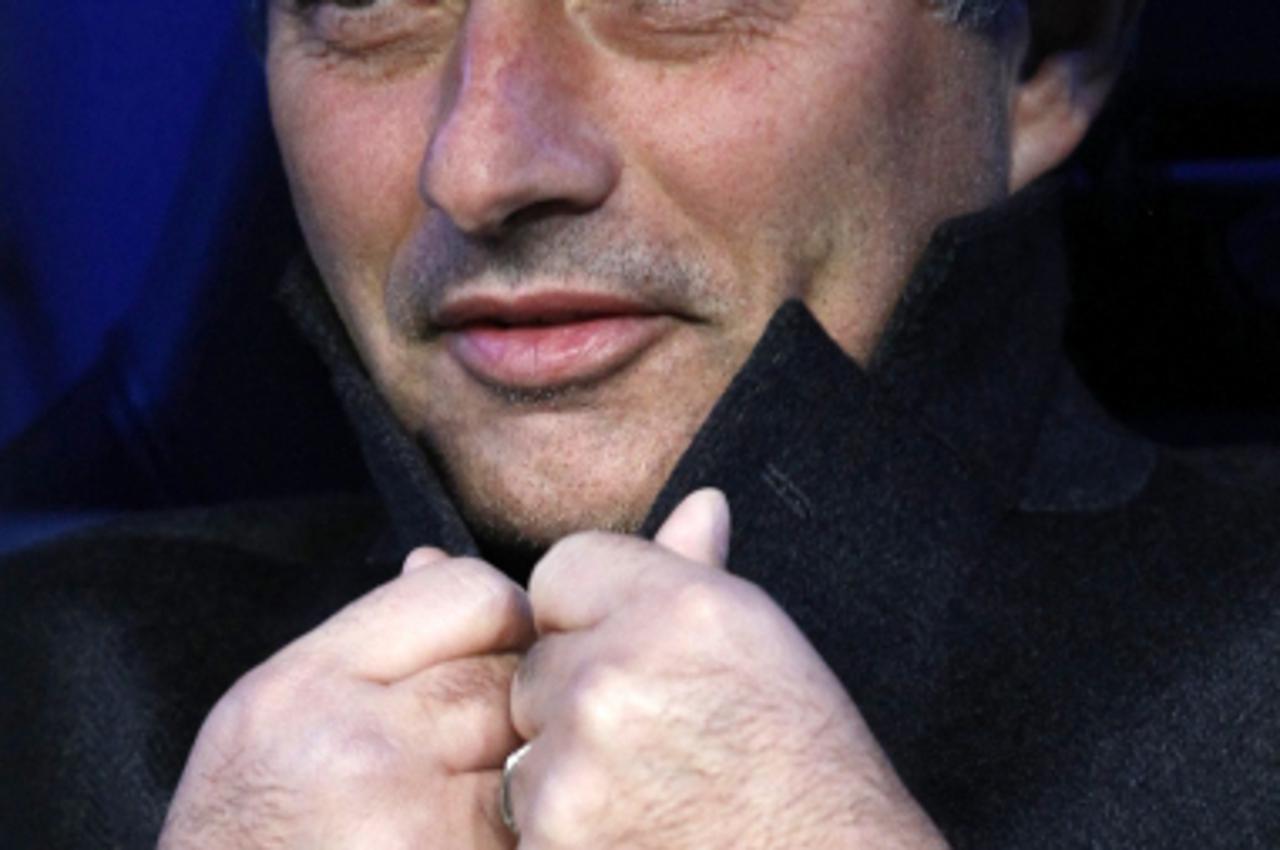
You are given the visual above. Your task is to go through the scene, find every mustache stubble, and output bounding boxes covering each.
[385,213,724,337]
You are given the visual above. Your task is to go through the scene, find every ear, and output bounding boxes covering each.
[1008,0,1146,191]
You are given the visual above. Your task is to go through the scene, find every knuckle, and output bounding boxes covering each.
[436,557,517,610]
[534,530,638,602]
[309,721,405,784]
[224,671,403,784]
[210,662,310,742]
[544,530,624,566]
[667,578,735,635]
[527,758,603,847]
[433,555,496,588]
[430,558,531,643]
[363,555,511,616]
[568,663,639,744]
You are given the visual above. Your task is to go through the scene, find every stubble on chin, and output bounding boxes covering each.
[419,400,703,555]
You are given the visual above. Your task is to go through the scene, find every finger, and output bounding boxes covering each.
[528,531,659,634]
[504,733,609,848]
[298,557,535,682]
[403,546,450,573]
[393,653,525,772]
[653,488,731,568]
[528,494,733,635]
[509,633,579,741]
[461,769,519,850]
[510,628,656,746]
[503,739,544,843]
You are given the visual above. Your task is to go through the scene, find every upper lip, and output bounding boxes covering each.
[433,291,666,330]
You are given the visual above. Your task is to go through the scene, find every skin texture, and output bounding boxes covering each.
[159,0,1136,845]
[266,0,1026,549]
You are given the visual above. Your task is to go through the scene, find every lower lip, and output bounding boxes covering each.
[445,315,669,390]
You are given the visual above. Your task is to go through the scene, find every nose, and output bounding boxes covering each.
[421,3,618,236]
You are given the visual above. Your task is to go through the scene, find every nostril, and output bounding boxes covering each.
[499,199,604,233]
[420,125,613,235]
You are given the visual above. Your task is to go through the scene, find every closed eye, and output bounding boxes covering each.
[578,0,796,60]
[278,0,464,72]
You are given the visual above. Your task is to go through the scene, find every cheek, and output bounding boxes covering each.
[270,65,433,283]
[614,72,799,247]
[610,17,922,270]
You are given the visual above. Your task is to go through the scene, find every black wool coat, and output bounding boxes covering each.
[3,186,1280,848]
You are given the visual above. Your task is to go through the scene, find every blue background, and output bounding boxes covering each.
[1,1,273,441]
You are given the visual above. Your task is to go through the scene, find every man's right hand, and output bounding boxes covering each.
[157,548,533,850]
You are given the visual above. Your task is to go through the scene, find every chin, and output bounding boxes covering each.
[429,435,675,556]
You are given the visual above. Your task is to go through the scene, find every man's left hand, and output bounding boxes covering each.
[508,489,950,849]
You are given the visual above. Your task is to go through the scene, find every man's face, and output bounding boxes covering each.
[267,0,1017,548]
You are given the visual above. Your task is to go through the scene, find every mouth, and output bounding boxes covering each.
[435,292,675,392]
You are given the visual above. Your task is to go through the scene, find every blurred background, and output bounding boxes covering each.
[1,0,1278,552]
[0,0,364,550]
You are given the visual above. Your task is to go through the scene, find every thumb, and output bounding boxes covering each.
[654,488,732,569]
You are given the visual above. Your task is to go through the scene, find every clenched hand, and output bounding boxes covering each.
[506,489,950,849]
[158,551,533,849]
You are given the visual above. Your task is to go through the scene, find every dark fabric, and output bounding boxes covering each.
[0,496,388,847]
[3,184,1279,848]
